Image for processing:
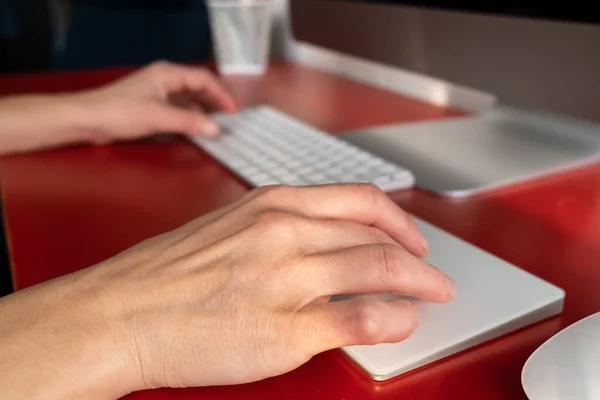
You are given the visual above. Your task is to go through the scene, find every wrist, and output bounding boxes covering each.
[0,93,110,155]
[56,91,115,145]
[65,266,149,398]
[0,270,143,399]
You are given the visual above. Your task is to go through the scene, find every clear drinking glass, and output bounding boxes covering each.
[207,0,274,75]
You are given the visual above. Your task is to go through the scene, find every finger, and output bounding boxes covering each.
[159,63,237,113]
[168,91,205,112]
[297,298,419,352]
[191,187,406,254]
[247,184,428,258]
[175,188,394,255]
[191,91,228,113]
[295,219,398,254]
[146,104,220,137]
[306,243,455,303]
[169,91,219,114]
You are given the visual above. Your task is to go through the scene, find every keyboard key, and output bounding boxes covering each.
[357,170,386,181]
[243,166,261,176]
[271,168,292,177]
[354,165,370,174]
[315,161,330,169]
[341,159,357,168]
[379,164,398,174]
[306,173,328,184]
[297,166,314,175]
[230,159,247,168]
[329,167,344,176]
[249,173,270,182]
[374,176,391,185]
[286,160,303,169]
[288,179,307,186]
[392,171,410,180]
[366,157,384,166]
[340,174,361,183]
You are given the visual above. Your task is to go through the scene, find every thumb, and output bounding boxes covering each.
[147,104,221,137]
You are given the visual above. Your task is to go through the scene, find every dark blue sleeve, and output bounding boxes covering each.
[57,0,213,69]
[0,0,17,37]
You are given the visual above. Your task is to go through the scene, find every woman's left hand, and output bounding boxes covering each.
[79,60,238,144]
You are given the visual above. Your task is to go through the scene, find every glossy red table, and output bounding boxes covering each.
[1,62,599,400]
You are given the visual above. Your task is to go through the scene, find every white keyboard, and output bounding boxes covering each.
[191,106,414,191]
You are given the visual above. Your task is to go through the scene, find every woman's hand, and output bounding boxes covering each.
[0,184,455,399]
[0,61,236,154]
[78,60,237,143]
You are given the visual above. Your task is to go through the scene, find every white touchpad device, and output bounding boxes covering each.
[335,216,565,381]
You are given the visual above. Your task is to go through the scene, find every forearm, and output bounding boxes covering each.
[0,271,140,399]
[0,93,104,155]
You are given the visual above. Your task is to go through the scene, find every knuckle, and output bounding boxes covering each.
[189,67,209,81]
[256,209,291,226]
[397,301,419,339]
[251,185,289,208]
[179,113,201,133]
[350,300,385,343]
[150,60,172,73]
[356,183,384,208]
[400,211,414,232]
[253,209,302,242]
[255,184,281,196]
[196,67,212,79]
[367,227,391,244]
[373,244,406,282]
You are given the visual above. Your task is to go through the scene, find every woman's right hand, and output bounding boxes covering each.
[0,184,456,399]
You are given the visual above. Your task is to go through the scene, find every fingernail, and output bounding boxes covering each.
[447,278,457,298]
[202,121,220,137]
[420,236,429,254]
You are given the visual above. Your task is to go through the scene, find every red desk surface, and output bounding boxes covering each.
[1,62,600,400]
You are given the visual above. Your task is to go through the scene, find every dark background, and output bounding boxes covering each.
[337,1,600,25]
[0,0,213,74]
